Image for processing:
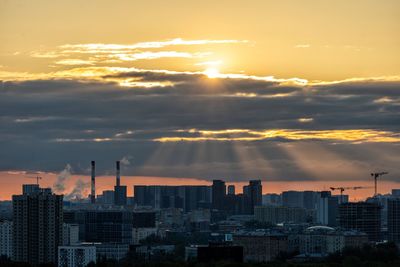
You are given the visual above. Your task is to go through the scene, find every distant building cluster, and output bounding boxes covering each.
[0,161,400,265]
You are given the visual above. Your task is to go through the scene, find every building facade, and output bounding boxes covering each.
[388,198,400,243]
[0,220,12,258]
[58,245,96,267]
[234,231,288,262]
[338,202,382,242]
[12,186,63,265]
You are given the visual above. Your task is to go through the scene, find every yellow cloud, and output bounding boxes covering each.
[154,129,400,143]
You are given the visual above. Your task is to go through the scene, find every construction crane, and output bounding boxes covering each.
[27,176,42,185]
[371,172,388,196]
[329,186,371,203]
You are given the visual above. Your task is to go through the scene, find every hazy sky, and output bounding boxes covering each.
[0,0,399,198]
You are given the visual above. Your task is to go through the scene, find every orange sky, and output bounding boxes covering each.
[1,171,398,201]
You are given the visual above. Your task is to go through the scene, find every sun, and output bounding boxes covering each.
[204,67,220,78]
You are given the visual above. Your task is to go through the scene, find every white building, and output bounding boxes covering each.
[63,224,80,245]
[58,245,96,267]
[0,220,12,258]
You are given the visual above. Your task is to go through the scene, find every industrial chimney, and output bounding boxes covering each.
[91,161,96,204]
[116,160,120,187]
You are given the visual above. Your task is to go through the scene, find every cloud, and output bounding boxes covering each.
[0,63,399,182]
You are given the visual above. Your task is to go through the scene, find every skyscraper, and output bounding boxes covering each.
[338,202,381,242]
[388,198,400,243]
[212,180,226,210]
[243,180,262,214]
[12,186,63,265]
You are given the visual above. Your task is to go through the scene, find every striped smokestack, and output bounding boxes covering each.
[91,161,96,204]
[116,160,120,186]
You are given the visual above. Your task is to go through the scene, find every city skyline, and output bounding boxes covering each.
[1,1,400,200]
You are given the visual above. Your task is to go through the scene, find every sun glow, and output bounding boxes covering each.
[204,67,220,78]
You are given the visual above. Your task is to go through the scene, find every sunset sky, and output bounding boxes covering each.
[0,0,399,200]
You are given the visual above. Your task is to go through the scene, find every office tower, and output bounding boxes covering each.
[212,180,226,210]
[58,245,96,267]
[282,191,304,208]
[388,198,400,243]
[63,224,79,245]
[303,191,318,209]
[227,185,235,195]
[316,191,338,227]
[243,180,262,214]
[12,186,63,265]
[0,220,12,258]
[90,161,96,204]
[338,202,382,242]
[114,161,127,205]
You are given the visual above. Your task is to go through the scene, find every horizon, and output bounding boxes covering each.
[1,0,399,202]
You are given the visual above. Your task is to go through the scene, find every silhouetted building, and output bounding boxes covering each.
[243,180,262,214]
[338,202,382,242]
[212,180,226,210]
[12,186,63,265]
[64,209,155,244]
[134,185,211,212]
[388,198,400,243]
[227,185,235,195]
[262,194,281,206]
[114,185,127,206]
[282,191,304,208]
[64,210,132,243]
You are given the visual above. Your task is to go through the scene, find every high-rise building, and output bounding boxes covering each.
[134,185,211,212]
[63,224,79,245]
[388,198,400,243]
[212,180,226,210]
[0,220,12,258]
[243,180,262,214]
[227,185,235,195]
[282,191,304,208]
[12,186,63,265]
[303,191,318,210]
[316,191,338,227]
[338,202,382,242]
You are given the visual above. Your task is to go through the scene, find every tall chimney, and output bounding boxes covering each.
[91,161,96,204]
[116,160,120,186]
